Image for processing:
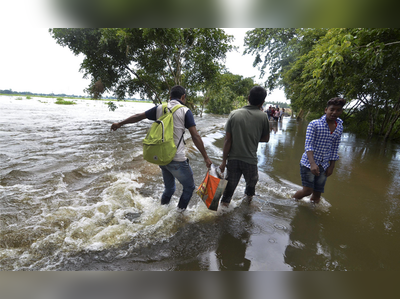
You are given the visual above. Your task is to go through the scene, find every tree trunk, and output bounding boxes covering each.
[296,108,305,121]
[383,112,400,141]
[379,102,390,136]
[368,108,375,137]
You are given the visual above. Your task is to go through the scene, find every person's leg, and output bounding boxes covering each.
[240,161,259,203]
[159,165,176,205]
[311,165,328,203]
[164,160,196,210]
[310,191,322,203]
[293,186,314,200]
[293,165,315,200]
[220,160,242,206]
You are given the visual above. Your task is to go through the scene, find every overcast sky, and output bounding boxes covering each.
[0,27,286,102]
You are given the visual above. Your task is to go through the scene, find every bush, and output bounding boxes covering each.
[55,98,76,105]
[15,97,23,100]
[26,96,32,99]
[106,101,118,111]
[305,111,322,122]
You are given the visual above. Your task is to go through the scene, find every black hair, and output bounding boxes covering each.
[327,97,346,108]
[248,86,267,106]
[170,85,186,99]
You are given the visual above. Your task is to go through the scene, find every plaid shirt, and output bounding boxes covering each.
[300,115,343,170]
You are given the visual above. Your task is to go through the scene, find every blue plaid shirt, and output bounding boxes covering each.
[300,115,343,170]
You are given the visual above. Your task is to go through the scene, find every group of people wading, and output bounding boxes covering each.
[111,85,346,210]
[265,105,285,122]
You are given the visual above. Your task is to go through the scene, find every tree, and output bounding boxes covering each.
[245,28,400,141]
[49,28,234,109]
[202,73,257,115]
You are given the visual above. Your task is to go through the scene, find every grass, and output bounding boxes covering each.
[55,98,76,105]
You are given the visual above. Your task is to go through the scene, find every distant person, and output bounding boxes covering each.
[293,97,346,203]
[279,108,284,121]
[273,108,280,121]
[111,85,212,210]
[219,86,270,207]
[270,107,276,121]
[266,106,272,120]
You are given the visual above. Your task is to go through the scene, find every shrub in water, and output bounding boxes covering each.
[55,98,76,105]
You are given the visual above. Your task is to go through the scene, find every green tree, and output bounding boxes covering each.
[49,28,233,109]
[245,28,400,141]
[202,73,256,115]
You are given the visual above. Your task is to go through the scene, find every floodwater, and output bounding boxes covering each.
[1,95,400,271]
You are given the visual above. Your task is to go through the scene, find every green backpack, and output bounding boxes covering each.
[143,103,184,165]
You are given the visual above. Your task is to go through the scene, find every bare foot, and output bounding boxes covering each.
[310,198,320,204]
[244,195,253,203]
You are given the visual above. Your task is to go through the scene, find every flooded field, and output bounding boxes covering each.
[1,95,400,271]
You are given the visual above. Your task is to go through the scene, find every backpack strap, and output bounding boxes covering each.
[161,103,184,115]
[161,103,185,148]
[172,104,186,147]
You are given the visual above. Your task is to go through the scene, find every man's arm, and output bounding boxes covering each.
[326,160,336,177]
[260,118,270,142]
[110,112,147,131]
[188,126,212,168]
[260,133,270,143]
[306,151,320,176]
[219,132,232,173]
[304,122,319,175]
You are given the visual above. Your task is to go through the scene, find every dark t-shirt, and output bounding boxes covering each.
[225,105,270,165]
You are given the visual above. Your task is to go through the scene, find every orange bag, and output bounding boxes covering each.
[197,167,227,211]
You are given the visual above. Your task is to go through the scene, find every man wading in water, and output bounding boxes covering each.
[219,86,270,207]
[111,85,212,210]
[293,97,346,203]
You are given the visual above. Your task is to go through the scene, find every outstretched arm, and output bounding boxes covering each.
[110,112,147,131]
[219,132,232,173]
[188,126,212,168]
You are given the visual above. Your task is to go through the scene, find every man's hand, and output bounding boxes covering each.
[219,160,226,173]
[204,157,212,169]
[310,163,320,176]
[326,161,336,177]
[110,123,121,131]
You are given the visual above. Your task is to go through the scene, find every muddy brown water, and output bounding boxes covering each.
[1,96,400,270]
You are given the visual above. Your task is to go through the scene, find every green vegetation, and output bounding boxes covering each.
[15,97,23,100]
[245,28,400,141]
[26,96,32,99]
[55,98,76,105]
[106,101,117,111]
[198,73,256,115]
[305,111,322,122]
[50,28,234,111]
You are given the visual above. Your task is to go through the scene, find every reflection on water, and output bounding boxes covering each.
[1,96,400,271]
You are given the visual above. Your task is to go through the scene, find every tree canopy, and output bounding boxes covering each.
[245,28,400,140]
[202,73,257,115]
[50,28,234,109]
